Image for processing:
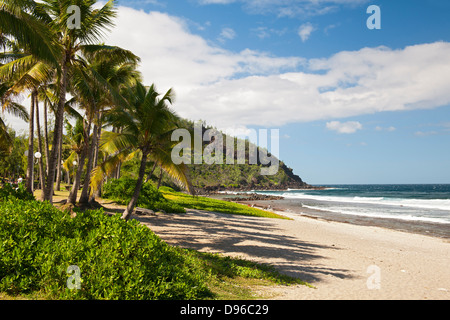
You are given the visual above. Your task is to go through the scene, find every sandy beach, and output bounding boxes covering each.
[136,208,450,300]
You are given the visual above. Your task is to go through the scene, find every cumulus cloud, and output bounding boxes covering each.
[326,121,363,134]
[7,4,450,136]
[298,23,315,42]
[97,7,450,132]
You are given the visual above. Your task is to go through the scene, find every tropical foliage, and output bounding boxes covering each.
[0,196,210,299]
[102,177,186,214]
[0,0,192,217]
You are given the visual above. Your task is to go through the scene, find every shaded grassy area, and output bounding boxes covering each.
[161,189,290,220]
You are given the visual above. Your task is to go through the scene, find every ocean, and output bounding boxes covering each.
[254,184,450,238]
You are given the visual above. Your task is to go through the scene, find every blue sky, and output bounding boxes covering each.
[8,0,450,184]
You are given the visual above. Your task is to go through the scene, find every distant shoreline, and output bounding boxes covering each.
[211,192,450,239]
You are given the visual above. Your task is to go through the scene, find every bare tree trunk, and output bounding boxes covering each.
[122,149,148,220]
[42,59,67,203]
[26,91,35,194]
[35,92,46,191]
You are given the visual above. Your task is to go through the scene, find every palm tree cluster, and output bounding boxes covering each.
[0,0,192,219]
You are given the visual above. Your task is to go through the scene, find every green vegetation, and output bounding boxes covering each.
[161,187,290,220]
[0,198,208,299]
[0,183,35,202]
[102,178,186,214]
[0,189,306,300]
[0,1,309,301]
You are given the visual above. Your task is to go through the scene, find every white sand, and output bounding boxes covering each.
[136,209,450,300]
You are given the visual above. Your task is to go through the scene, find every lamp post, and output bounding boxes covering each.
[72,160,77,188]
[34,152,42,190]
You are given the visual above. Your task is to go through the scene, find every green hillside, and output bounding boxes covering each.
[177,120,311,192]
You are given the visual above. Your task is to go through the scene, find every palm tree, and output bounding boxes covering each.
[91,82,192,220]
[0,0,60,66]
[71,46,140,206]
[1,0,59,189]
[0,42,54,193]
[37,0,119,203]
[1,0,119,201]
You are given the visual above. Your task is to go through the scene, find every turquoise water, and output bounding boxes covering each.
[256,184,450,225]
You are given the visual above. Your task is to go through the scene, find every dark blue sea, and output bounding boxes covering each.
[254,184,450,238]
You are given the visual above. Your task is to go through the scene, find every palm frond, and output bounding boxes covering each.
[0,1,60,66]
[99,130,137,155]
[89,148,138,195]
[1,100,28,121]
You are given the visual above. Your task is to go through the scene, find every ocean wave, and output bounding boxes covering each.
[301,204,450,224]
[280,192,450,211]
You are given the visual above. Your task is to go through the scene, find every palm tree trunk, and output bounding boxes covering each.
[67,118,91,205]
[122,149,148,220]
[55,123,63,191]
[43,99,50,176]
[145,161,158,183]
[89,116,103,204]
[79,118,99,205]
[26,91,35,194]
[42,59,68,203]
[35,92,46,191]
[157,166,163,189]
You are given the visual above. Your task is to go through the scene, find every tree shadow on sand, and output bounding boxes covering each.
[135,210,354,284]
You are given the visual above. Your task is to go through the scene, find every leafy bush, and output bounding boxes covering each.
[0,183,35,201]
[0,198,210,299]
[102,178,185,213]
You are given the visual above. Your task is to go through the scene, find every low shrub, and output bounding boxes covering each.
[0,183,35,201]
[0,198,210,299]
[102,178,185,213]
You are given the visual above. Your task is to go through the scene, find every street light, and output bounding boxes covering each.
[34,152,42,190]
[72,161,77,187]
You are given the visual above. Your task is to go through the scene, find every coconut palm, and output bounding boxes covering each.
[91,82,192,220]
[1,0,120,201]
[0,41,55,193]
[35,0,120,203]
[73,47,141,206]
[1,0,59,189]
[0,0,60,66]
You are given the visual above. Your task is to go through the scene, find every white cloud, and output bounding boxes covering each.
[326,121,363,134]
[218,27,237,43]
[9,6,449,134]
[252,26,287,39]
[298,23,315,42]
[197,0,368,17]
[98,8,450,131]
[375,126,396,132]
[415,131,438,137]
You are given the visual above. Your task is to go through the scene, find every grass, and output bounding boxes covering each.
[189,250,310,299]
[161,189,290,220]
[0,187,307,300]
[0,249,308,300]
